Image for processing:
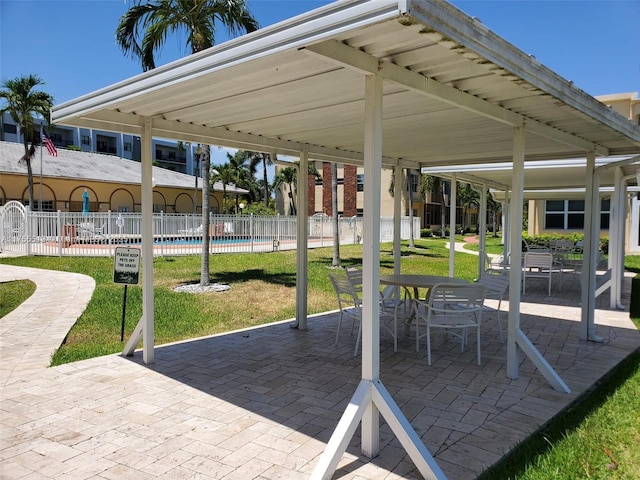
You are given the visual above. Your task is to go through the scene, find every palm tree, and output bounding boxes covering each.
[0,75,53,210]
[246,151,273,207]
[210,162,236,213]
[272,162,320,215]
[116,0,258,286]
[459,183,480,232]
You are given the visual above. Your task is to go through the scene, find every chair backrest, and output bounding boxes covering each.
[475,272,508,299]
[428,283,485,315]
[523,252,553,269]
[345,268,363,295]
[328,272,360,308]
[551,239,574,254]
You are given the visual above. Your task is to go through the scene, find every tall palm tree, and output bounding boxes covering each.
[0,75,53,210]
[226,150,256,211]
[210,162,236,213]
[246,151,273,207]
[459,183,480,231]
[116,0,258,286]
[272,162,320,215]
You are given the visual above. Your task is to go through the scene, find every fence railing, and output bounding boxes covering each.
[0,208,419,257]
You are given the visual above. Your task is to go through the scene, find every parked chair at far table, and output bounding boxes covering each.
[522,251,563,296]
[346,268,401,352]
[414,283,486,366]
[475,271,509,343]
[329,271,362,357]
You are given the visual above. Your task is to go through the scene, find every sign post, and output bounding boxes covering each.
[113,247,140,341]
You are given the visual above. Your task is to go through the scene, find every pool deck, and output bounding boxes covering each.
[1,262,638,479]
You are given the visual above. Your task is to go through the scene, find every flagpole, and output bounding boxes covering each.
[40,122,44,212]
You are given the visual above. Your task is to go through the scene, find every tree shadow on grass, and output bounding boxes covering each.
[182,269,296,287]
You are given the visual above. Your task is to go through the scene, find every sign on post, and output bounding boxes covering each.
[114,247,140,285]
[114,247,140,342]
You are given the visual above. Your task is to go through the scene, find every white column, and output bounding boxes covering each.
[478,183,487,278]
[312,74,446,480]
[580,151,599,341]
[448,174,457,276]
[141,117,155,364]
[393,164,402,274]
[296,146,309,330]
[360,74,383,456]
[506,127,525,379]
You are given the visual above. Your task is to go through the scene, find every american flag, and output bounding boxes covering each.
[42,127,58,157]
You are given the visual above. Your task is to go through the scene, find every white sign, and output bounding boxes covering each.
[113,247,140,284]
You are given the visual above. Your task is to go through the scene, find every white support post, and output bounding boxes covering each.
[295,145,309,330]
[506,127,525,380]
[312,73,447,480]
[360,74,383,457]
[507,127,569,392]
[610,168,626,309]
[448,174,457,276]
[393,163,402,274]
[478,183,487,278]
[122,117,155,362]
[580,152,599,341]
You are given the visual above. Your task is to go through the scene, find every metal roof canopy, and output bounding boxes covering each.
[52,1,640,479]
[53,0,640,166]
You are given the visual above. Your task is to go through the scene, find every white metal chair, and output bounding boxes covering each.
[328,271,362,356]
[475,271,509,342]
[522,252,562,296]
[346,268,402,352]
[414,283,485,365]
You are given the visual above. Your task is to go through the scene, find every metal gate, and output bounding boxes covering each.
[0,201,28,256]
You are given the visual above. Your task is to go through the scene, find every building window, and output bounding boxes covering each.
[544,199,610,230]
[3,123,17,134]
[24,200,54,212]
[407,171,419,193]
[81,135,90,146]
[356,174,364,192]
[124,142,132,152]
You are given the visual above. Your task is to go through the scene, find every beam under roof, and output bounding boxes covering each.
[304,39,608,156]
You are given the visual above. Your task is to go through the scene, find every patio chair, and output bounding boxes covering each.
[329,271,362,357]
[475,271,509,343]
[178,224,203,236]
[77,222,105,239]
[522,252,563,296]
[414,283,485,365]
[346,267,404,352]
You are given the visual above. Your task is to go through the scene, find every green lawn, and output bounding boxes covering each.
[0,238,481,365]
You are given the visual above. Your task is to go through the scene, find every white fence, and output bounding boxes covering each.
[0,206,420,257]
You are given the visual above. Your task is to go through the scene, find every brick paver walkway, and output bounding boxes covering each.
[1,263,638,479]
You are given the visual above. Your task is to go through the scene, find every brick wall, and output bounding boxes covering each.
[343,165,357,217]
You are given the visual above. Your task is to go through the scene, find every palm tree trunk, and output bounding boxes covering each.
[200,145,211,286]
[193,149,200,213]
[263,155,269,207]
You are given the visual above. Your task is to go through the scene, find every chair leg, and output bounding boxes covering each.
[426,325,432,366]
[476,326,481,366]
[353,320,362,357]
[496,307,504,343]
[335,312,344,345]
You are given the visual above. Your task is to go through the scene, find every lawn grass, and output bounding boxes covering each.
[0,238,481,365]
[0,279,35,317]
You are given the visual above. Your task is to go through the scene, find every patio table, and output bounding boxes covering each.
[380,274,470,334]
